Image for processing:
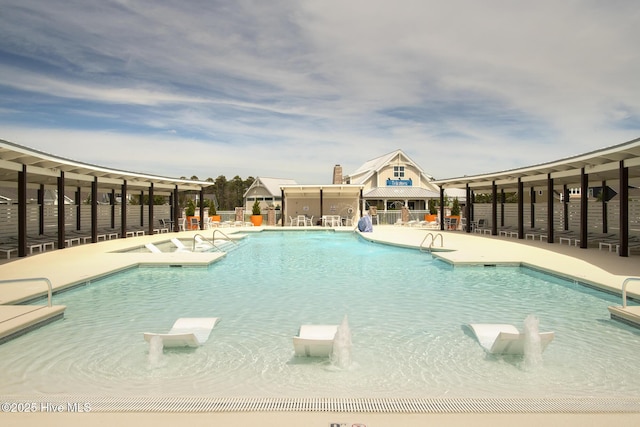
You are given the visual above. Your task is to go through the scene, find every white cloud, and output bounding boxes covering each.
[1,0,639,183]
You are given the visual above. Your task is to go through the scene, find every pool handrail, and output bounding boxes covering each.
[212,229,238,246]
[0,277,53,307]
[621,277,640,308]
[192,230,238,252]
[420,232,443,252]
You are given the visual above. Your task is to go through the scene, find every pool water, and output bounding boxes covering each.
[1,231,639,398]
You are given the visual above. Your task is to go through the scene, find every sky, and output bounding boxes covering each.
[1,0,639,184]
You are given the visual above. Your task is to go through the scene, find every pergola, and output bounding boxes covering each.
[280,184,364,226]
[0,139,214,257]
[433,137,640,257]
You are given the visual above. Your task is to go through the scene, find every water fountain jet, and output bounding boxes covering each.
[330,315,352,369]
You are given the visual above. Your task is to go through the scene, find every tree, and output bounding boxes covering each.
[451,197,461,216]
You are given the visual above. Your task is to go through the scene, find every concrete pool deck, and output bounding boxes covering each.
[1,225,640,426]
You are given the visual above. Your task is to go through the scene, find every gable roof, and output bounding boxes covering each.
[344,149,434,185]
[243,177,298,197]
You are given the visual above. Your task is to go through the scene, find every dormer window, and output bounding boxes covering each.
[393,166,405,178]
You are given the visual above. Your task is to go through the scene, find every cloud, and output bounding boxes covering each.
[1,0,639,184]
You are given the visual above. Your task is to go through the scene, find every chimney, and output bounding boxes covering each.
[333,164,343,184]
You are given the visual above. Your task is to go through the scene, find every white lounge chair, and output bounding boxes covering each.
[144,317,219,348]
[467,323,554,355]
[194,235,213,250]
[293,324,338,357]
[145,243,163,253]
[170,238,191,252]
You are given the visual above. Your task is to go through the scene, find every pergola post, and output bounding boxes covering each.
[491,182,498,236]
[619,161,629,257]
[580,168,588,249]
[547,174,554,243]
[121,181,127,238]
[199,188,205,230]
[91,177,98,243]
[500,189,505,227]
[57,171,66,250]
[517,178,524,239]
[75,186,81,231]
[110,189,116,229]
[38,184,45,236]
[439,187,445,231]
[18,165,27,257]
[465,184,471,233]
[601,180,608,234]
[148,183,155,236]
[563,185,569,231]
[172,186,180,232]
[530,187,536,229]
[139,190,144,228]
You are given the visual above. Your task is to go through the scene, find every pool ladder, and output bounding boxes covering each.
[192,230,239,252]
[420,232,443,252]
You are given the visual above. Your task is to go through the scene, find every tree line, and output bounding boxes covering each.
[127,175,256,210]
[182,175,256,211]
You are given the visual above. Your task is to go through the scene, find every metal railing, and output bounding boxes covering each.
[621,277,640,308]
[420,232,443,252]
[192,230,239,252]
[0,277,53,307]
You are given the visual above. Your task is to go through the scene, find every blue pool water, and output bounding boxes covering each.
[1,231,639,398]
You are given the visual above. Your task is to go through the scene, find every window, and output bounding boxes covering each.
[393,166,405,178]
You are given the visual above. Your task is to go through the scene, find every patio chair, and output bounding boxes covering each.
[203,216,212,229]
[447,217,459,230]
[189,217,200,230]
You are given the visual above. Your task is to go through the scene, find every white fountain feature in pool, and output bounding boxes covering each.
[523,314,543,370]
[330,314,352,369]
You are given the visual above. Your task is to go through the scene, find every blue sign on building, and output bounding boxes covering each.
[386,178,412,186]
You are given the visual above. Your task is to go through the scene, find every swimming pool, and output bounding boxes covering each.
[1,231,639,399]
